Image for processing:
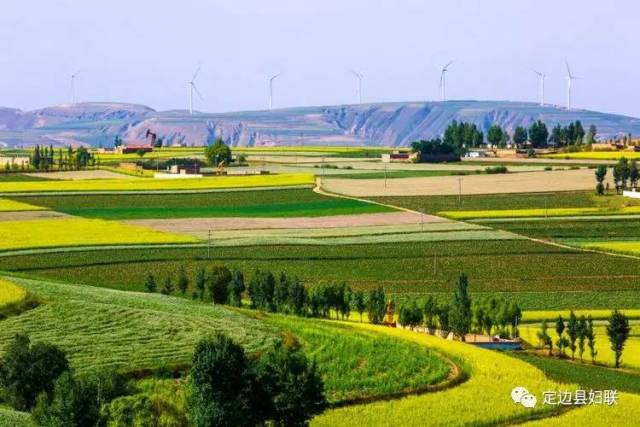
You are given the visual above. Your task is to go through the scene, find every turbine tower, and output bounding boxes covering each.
[565,61,577,110]
[70,70,81,104]
[350,70,363,104]
[439,61,453,102]
[269,73,281,110]
[532,69,546,106]
[188,66,203,115]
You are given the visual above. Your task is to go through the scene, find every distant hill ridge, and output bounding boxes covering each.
[1,100,639,148]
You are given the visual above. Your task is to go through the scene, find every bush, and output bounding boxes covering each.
[209,266,232,304]
[485,165,508,174]
[0,334,69,410]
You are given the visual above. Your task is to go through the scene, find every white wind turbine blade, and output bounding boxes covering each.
[192,83,204,100]
[442,60,454,71]
[191,65,202,83]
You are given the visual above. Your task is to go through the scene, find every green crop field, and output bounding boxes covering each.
[263,315,450,403]
[8,188,392,219]
[4,239,639,310]
[483,217,640,240]
[0,174,48,182]
[370,191,638,214]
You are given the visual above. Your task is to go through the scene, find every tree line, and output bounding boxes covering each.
[30,145,96,172]
[398,274,522,340]
[594,157,639,195]
[536,310,630,368]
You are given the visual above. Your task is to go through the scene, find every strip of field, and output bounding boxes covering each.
[0,210,68,222]
[128,211,439,232]
[5,240,639,310]
[0,173,315,194]
[24,170,131,180]
[483,217,640,241]
[0,276,277,372]
[369,191,635,215]
[0,218,197,251]
[321,169,614,197]
[7,188,390,219]
[0,198,45,212]
[522,309,640,323]
[0,279,26,307]
[439,206,640,220]
[577,240,640,255]
[311,323,565,426]
[520,324,640,370]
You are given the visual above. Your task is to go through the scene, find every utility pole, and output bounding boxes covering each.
[458,176,463,206]
[384,164,388,188]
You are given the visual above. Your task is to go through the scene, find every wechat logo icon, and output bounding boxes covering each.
[512,387,537,408]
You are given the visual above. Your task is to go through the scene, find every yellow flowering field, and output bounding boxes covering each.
[0,279,27,307]
[0,218,198,251]
[0,198,46,212]
[545,151,640,160]
[579,241,640,255]
[0,173,315,193]
[522,309,640,323]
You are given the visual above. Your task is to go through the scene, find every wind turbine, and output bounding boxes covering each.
[269,73,281,110]
[188,65,203,115]
[70,70,81,104]
[565,61,577,110]
[350,70,363,104]
[532,69,546,106]
[439,61,453,101]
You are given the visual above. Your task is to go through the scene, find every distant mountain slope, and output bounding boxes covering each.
[2,100,640,148]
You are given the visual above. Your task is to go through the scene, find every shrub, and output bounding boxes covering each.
[485,165,508,174]
[208,266,232,304]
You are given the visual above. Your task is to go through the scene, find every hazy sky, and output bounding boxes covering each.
[1,0,638,116]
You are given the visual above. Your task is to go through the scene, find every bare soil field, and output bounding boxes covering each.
[25,170,133,180]
[321,169,614,197]
[127,211,443,233]
[0,210,69,221]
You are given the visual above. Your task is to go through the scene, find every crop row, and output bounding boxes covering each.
[440,206,640,220]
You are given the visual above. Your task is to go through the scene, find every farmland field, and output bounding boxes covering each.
[3,239,639,310]
[439,206,640,220]
[7,188,392,219]
[483,217,640,240]
[0,218,197,251]
[0,278,26,307]
[0,173,314,193]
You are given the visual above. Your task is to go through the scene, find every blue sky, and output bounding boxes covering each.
[1,0,638,116]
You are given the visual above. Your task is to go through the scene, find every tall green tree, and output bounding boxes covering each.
[351,291,366,322]
[512,126,528,147]
[528,120,549,148]
[537,319,553,355]
[187,334,267,427]
[195,269,207,301]
[585,125,597,145]
[567,311,579,360]
[595,165,607,195]
[255,337,326,426]
[209,266,232,304]
[585,315,598,363]
[555,315,566,356]
[178,266,189,295]
[367,287,386,325]
[487,125,504,147]
[144,273,157,293]
[424,296,437,331]
[227,269,246,307]
[607,310,631,368]
[449,274,472,341]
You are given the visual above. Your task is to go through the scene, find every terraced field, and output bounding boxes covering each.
[0,199,45,212]
[3,240,639,310]
[545,151,640,160]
